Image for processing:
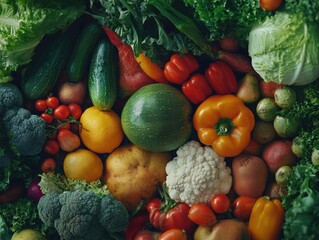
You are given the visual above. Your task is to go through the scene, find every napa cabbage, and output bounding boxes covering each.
[248,12,319,85]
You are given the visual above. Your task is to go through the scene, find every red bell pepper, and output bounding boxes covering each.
[204,61,238,95]
[164,53,199,84]
[182,74,213,104]
[146,186,196,237]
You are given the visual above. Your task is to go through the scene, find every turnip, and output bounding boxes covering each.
[256,98,278,122]
[273,115,301,138]
[274,86,297,109]
[275,165,293,186]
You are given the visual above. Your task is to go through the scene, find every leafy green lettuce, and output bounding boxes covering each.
[0,0,85,82]
[248,12,319,85]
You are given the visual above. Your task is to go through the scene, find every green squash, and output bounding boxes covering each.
[121,83,193,152]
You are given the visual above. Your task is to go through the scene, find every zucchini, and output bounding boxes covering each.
[21,22,80,100]
[66,22,103,83]
[88,37,118,111]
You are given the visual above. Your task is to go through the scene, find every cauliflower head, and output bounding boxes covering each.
[165,140,232,205]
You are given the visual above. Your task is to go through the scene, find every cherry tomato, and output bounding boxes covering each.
[34,99,47,112]
[68,103,82,119]
[43,139,60,155]
[46,96,59,109]
[41,158,56,173]
[188,203,217,227]
[210,194,231,214]
[232,196,258,220]
[260,0,283,11]
[40,113,53,124]
[54,105,70,120]
[158,229,187,240]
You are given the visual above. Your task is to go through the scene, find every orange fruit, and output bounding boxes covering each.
[79,106,123,153]
[63,148,103,182]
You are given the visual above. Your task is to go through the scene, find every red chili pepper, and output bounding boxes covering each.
[182,74,213,104]
[204,61,238,95]
[164,53,199,84]
[146,185,196,237]
[125,211,149,240]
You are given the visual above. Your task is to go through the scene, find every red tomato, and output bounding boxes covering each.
[232,196,258,220]
[68,103,82,119]
[57,129,81,152]
[46,96,59,109]
[188,203,217,227]
[260,0,283,11]
[133,230,160,240]
[43,139,60,155]
[210,194,231,214]
[40,113,53,124]
[54,105,70,120]
[41,158,56,173]
[34,99,47,112]
[158,229,187,240]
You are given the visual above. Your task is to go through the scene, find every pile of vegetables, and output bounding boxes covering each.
[1,0,319,240]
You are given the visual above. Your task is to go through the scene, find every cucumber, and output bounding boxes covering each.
[21,22,80,100]
[88,37,118,110]
[66,22,103,83]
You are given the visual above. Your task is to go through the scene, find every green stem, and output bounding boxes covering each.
[147,0,213,57]
[214,118,234,136]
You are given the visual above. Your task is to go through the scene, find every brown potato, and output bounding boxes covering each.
[104,144,171,211]
[232,153,268,198]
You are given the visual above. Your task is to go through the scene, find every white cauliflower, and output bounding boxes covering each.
[165,140,232,205]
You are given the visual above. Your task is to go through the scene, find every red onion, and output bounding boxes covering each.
[27,179,44,202]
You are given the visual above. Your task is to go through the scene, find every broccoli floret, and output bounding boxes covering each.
[3,107,46,156]
[99,195,129,233]
[37,192,61,227]
[0,83,23,115]
[37,190,129,240]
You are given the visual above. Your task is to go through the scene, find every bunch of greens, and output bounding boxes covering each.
[283,0,319,24]
[89,0,207,64]
[182,0,271,45]
[0,0,85,82]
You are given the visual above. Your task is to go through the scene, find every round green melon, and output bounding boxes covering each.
[121,83,192,152]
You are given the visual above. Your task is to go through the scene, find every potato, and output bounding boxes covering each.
[262,139,298,174]
[104,144,171,211]
[194,219,250,240]
[232,153,268,198]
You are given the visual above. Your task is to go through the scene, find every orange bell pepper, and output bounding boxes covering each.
[248,196,285,240]
[193,94,255,157]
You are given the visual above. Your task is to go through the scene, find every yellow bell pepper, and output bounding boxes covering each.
[248,196,285,240]
[193,94,255,157]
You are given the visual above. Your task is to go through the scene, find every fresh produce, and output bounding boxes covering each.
[40,158,56,173]
[63,148,103,183]
[0,0,85,82]
[0,83,23,114]
[0,215,10,240]
[182,74,213,104]
[88,37,118,110]
[259,0,283,11]
[259,80,283,98]
[38,190,128,240]
[121,83,192,152]
[147,192,196,236]
[204,61,237,95]
[165,141,232,205]
[194,219,250,240]
[248,196,285,240]
[252,120,277,144]
[248,12,319,85]
[158,229,187,240]
[11,229,46,240]
[133,229,160,240]
[255,97,278,122]
[193,94,255,157]
[274,86,297,109]
[163,53,199,84]
[210,194,231,214]
[66,22,103,83]
[3,107,46,156]
[232,154,268,197]
[275,165,293,186]
[57,129,81,152]
[21,22,81,100]
[188,203,217,227]
[0,180,24,204]
[58,80,87,105]
[232,196,258,220]
[27,179,44,203]
[79,106,123,153]
[273,115,301,138]
[104,144,171,211]
[102,26,154,98]
[262,139,298,174]
[236,73,260,104]
[125,212,150,240]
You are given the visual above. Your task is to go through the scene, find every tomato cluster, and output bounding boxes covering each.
[34,96,83,174]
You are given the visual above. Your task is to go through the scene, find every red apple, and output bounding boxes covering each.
[58,81,87,105]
